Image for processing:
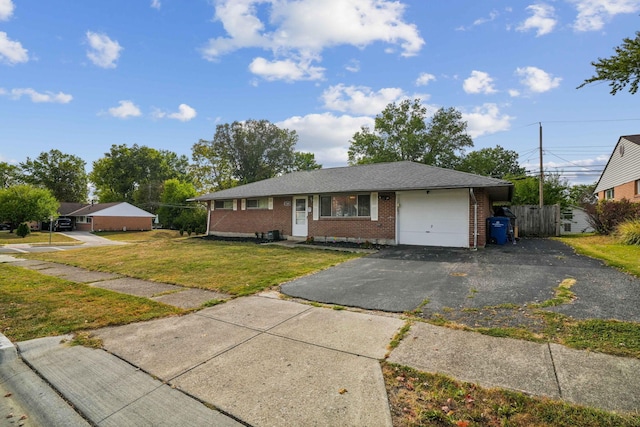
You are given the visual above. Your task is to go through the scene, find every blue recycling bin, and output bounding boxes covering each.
[488,216,510,245]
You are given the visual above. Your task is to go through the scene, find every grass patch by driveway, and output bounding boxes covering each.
[384,363,639,427]
[0,231,78,245]
[23,238,363,296]
[555,234,640,277]
[0,264,181,342]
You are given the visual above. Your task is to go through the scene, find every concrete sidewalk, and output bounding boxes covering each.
[388,321,640,413]
[5,296,640,427]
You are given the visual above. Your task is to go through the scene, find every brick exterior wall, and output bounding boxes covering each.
[308,192,396,244]
[77,217,153,232]
[597,180,640,202]
[469,188,491,248]
[208,197,292,237]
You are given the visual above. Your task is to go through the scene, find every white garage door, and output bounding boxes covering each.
[397,189,469,247]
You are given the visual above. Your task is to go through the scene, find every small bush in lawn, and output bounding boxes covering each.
[616,220,640,245]
[16,223,31,238]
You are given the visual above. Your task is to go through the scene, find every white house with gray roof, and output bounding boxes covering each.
[192,161,513,248]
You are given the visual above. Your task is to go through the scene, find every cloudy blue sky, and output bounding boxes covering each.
[1,0,639,185]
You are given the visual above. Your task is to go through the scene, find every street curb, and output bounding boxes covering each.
[0,333,17,363]
[0,333,90,426]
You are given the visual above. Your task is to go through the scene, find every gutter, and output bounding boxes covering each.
[469,188,478,251]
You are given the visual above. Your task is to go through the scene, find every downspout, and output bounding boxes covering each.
[469,188,478,251]
[206,201,211,235]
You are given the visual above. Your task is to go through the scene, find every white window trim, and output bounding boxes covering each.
[313,195,319,220]
[370,192,378,221]
[319,193,373,218]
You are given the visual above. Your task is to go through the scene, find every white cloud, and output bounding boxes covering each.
[570,0,640,31]
[415,72,436,86]
[321,84,407,115]
[107,100,142,118]
[508,89,521,97]
[463,70,497,94]
[153,103,197,122]
[345,59,360,73]
[86,31,123,68]
[249,56,325,81]
[516,66,562,92]
[6,88,72,103]
[0,31,28,65]
[201,0,424,81]
[278,112,374,166]
[151,0,161,9]
[517,4,557,36]
[0,0,14,20]
[461,103,513,138]
[473,10,499,26]
[456,10,499,31]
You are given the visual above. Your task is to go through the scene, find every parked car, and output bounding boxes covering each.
[0,223,10,231]
[53,218,73,232]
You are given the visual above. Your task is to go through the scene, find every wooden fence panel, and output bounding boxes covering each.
[510,205,561,237]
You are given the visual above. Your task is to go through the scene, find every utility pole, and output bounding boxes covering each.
[539,122,544,208]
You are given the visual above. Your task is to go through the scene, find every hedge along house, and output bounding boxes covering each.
[64,202,156,232]
[594,135,640,201]
[191,161,513,248]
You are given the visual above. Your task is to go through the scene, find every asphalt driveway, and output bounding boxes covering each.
[281,238,640,323]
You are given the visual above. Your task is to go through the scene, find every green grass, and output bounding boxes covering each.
[556,234,640,277]
[93,229,183,242]
[0,264,182,342]
[0,231,79,245]
[384,363,640,427]
[22,238,363,296]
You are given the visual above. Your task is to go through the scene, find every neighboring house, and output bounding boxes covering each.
[560,206,594,235]
[594,134,640,201]
[56,202,155,232]
[191,161,513,248]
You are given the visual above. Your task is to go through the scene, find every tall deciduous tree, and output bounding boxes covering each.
[157,178,197,230]
[20,150,88,202]
[0,185,59,231]
[457,146,526,179]
[348,100,473,168]
[191,119,314,190]
[0,162,23,188]
[578,31,640,95]
[508,173,570,208]
[292,151,322,172]
[90,144,189,211]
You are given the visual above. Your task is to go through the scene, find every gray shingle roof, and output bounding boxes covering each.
[192,161,513,201]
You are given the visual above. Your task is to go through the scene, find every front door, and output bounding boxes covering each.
[292,196,308,237]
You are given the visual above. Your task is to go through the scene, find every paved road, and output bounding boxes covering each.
[282,238,640,323]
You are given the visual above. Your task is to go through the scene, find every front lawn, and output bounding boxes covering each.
[94,229,183,242]
[0,264,182,342]
[23,238,363,296]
